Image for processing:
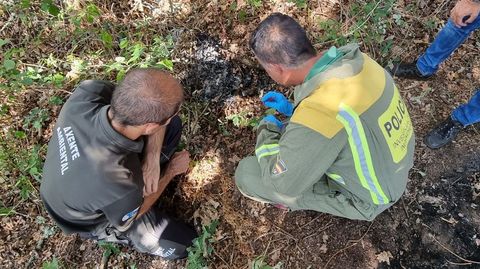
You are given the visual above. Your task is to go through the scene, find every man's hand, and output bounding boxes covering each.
[142,162,160,196]
[262,115,284,129]
[451,0,480,27]
[165,150,190,177]
[136,150,190,219]
[261,91,293,117]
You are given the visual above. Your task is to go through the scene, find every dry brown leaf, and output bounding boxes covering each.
[376,251,393,265]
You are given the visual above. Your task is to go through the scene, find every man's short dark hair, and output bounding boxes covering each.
[250,13,316,68]
[111,68,183,126]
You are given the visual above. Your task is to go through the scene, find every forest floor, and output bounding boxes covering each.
[0,0,479,268]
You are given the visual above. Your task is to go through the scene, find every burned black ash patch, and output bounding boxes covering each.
[179,33,273,101]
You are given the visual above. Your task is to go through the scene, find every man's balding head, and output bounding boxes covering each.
[250,13,316,68]
[111,68,183,126]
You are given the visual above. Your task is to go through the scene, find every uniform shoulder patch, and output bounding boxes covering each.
[122,207,140,222]
[272,158,288,176]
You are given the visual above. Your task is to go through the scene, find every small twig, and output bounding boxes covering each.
[447,260,475,266]
[212,245,229,267]
[450,176,463,186]
[229,242,235,267]
[267,244,287,257]
[100,253,110,269]
[298,214,325,229]
[254,231,280,243]
[323,221,375,269]
[429,234,480,265]
[271,223,297,241]
[302,222,334,241]
[295,243,305,256]
[401,199,410,219]
[344,0,384,36]
[433,0,450,17]
[168,0,175,13]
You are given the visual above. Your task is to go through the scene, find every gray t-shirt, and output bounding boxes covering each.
[40,80,144,234]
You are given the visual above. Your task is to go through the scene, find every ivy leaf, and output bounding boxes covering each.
[14,131,26,139]
[101,31,113,48]
[41,0,60,16]
[0,207,15,217]
[0,38,9,48]
[3,59,16,71]
[85,4,101,23]
[157,59,173,71]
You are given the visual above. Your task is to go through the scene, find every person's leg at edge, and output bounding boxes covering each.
[451,90,480,126]
[423,90,480,149]
[417,16,480,76]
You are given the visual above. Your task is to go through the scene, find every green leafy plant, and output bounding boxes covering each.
[289,0,307,9]
[23,107,50,135]
[317,0,396,61]
[49,96,64,106]
[238,10,248,22]
[100,30,114,48]
[226,112,260,128]
[105,35,175,81]
[0,39,36,92]
[35,216,57,249]
[251,256,283,269]
[98,241,121,259]
[186,220,219,269]
[42,257,60,269]
[248,0,263,8]
[0,207,15,217]
[317,20,347,45]
[69,2,101,26]
[40,0,60,16]
[0,131,45,201]
[16,144,45,199]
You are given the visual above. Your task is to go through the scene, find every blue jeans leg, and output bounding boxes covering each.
[452,90,480,127]
[416,15,480,76]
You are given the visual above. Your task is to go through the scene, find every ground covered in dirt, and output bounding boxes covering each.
[1,0,480,268]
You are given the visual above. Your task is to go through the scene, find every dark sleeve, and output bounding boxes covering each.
[69,80,115,105]
[101,190,143,232]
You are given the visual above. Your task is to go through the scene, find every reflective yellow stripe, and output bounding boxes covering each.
[336,103,389,205]
[255,143,280,161]
[326,173,345,185]
[255,144,279,154]
[257,150,280,160]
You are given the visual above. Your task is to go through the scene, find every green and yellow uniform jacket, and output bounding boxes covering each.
[236,44,415,221]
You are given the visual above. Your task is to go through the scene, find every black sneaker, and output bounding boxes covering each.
[386,62,432,80]
[424,117,463,149]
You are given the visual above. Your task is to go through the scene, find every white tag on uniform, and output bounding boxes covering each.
[121,207,140,222]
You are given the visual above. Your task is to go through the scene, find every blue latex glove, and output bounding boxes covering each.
[263,115,283,129]
[261,91,293,117]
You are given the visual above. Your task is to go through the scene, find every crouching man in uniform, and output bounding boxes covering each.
[235,13,416,221]
[40,68,197,259]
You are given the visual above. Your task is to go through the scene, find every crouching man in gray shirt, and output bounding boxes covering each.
[40,68,197,259]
